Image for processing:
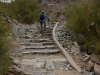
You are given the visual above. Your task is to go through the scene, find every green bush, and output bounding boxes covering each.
[0,0,41,24]
[64,0,100,54]
[10,0,41,24]
[0,16,11,75]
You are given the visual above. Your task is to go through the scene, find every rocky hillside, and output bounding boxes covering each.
[39,0,67,22]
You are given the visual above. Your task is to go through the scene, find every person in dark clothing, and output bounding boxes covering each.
[38,11,50,34]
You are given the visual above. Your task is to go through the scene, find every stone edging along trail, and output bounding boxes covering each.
[52,22,82,73]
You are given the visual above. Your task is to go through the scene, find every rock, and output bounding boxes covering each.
[82,56,90,62]
[64,48,67,50]
[47,73,56,75]
[69,67,73,70]
[59,67,64,70]
[70,51,73,54]
[24,35,33,39]
[53,60,68,69]
[84,54,89,57]
[82,55,86,58]
[63,40,72,49]
[73,41,79,47]
[85,71,90,75]
[65,68,69,71]
[13,59,20,66]
[94,64,100,74]
[94,72,100,75]
[34,60,46,69]
[71,45,80,55]
[86,61,94,71]
[88,44,95,54]
[16,52,22,57]
[73,53,77,56]
[88,72,94,75]
[91,55,100,63]
[33,72,42,75]
[67,64,70,69]
[9,65,22,73]
[81,62,86,68]
[82,68,86,73]
[45,61,55,71]
[12,19,18,24]
[67,50,71,52]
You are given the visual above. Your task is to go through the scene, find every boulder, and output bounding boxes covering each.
[84,54,90,57]
[71,46,80,55]
[34,60,46,69]
[45,61,55,71]
[91,55,100,63]
[94,64,100,74]
[94,72,100,75]
[24,35,33,39]
[82,56,90,62]
[86,61,94,71]
[73,41,79,48]
[9,65,23,75]
[88,72,94,75]
[67,64,71,69]
[65,68,69,71]
[13,59,20,66]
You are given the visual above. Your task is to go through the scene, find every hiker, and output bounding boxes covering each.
[38,11,50,34]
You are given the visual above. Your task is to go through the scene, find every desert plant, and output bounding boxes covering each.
[0,15,11,75]
[64,0,100,54]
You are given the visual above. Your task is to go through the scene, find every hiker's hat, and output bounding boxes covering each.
[42,11,44,13]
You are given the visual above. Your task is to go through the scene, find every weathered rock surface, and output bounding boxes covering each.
[34,60,46,69]
[55,24,100,75]
[94,64,100,74]
[86,61,94,71]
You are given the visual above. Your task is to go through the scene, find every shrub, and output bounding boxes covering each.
[0,0,41,24]
[0,15,11,75]
[64,0,100,54]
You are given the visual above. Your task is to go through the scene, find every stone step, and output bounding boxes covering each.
[43,30,52,33]
[20,58,68,74]
[41,35,52,38]
[20,39,54,43]
[28,30,37,32]
[20,43,43,46]
[23,48,59,51]
[25,46,45,49]
[34,39,53,42]
[42,33,52,36]
[24,32,34,35]
[45,45,57,49]
[42,42,55,45]
[20,42,55,46]
[22,35,33,39]
[22,49,60,54]
[24,45,57,49]
[45,28,53,30]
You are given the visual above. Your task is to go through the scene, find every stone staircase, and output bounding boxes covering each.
[9,22,82,75]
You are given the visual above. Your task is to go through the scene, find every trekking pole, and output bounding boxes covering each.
[38,21,40,30]
[48,20,51,29]
[48,20,51,28]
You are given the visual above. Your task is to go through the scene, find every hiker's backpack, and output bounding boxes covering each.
[40,13,45,20]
